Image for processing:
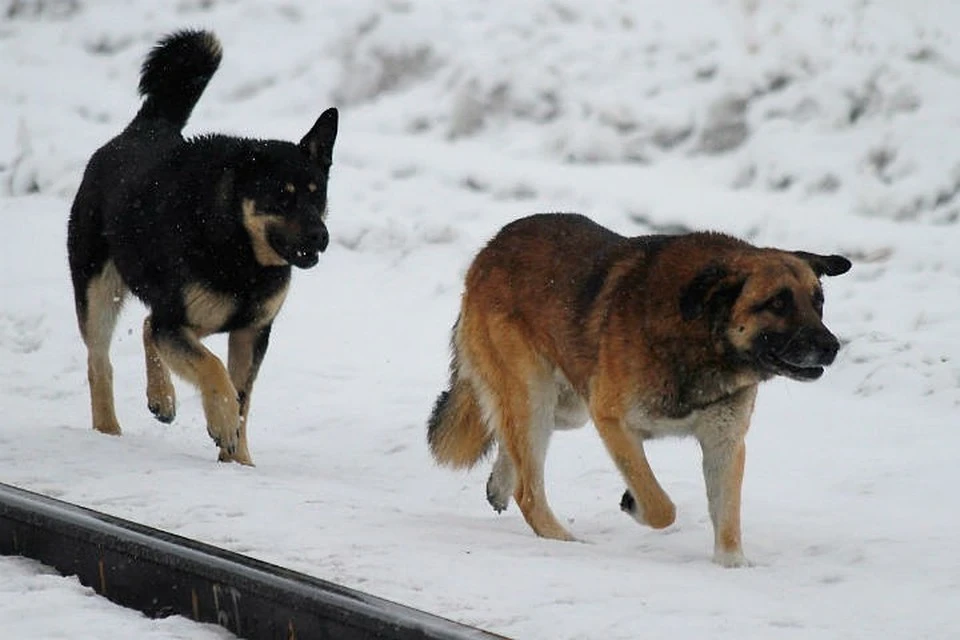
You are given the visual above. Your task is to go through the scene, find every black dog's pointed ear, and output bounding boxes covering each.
[299,107,338,167]
[680,264,736,321]
[792,251,852,277]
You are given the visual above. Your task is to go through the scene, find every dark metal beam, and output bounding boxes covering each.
[0,483,508,640]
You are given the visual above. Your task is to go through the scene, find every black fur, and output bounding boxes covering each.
[792,251,852,277]
[486,473,509,513]
[679,263,745,322]
[574,261,611,323]
[620,490,636,514]
[68,30,221,326]
[103,132,334,336]
[67,29,339,459]
[574,234,672,325]
[138,30,222,129]
[426,389,451,447]
[69,29,338,338]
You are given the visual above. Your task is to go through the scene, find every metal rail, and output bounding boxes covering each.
[0,483,507,640]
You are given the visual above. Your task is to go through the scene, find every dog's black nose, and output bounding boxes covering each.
[307,225,329,253]
[816,331,840,365]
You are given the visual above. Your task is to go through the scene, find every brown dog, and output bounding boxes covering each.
[428,213,850,566]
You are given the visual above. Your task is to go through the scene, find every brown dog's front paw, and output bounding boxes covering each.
[713,549,752,568]
[93,420,122,436]
[620,489,676,529]
[620,490,636,514]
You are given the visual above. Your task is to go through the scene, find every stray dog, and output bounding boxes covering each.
[68,30,339,465]
[428,213,850,566]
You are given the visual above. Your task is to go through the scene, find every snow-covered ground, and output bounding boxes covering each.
[2,1,959,638]
[0,555,231,638]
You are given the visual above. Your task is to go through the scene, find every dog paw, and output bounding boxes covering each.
[486,470,512,513]
[713,549,752,568]
[533,521,579,542]
[93,420,122,436]
[620,489,636,514]
[203,391,241,458]
[211,421,255,466]
[148,395,176,423]
[620,489,676,529]
[145,360,176,423]
[209,423,240,456]
[218,446,254,466]
[206,418,240,459]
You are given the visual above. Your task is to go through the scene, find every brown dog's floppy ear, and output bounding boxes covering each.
[680,264,742,321]
[299,107,339,167]
[792,251,852,277]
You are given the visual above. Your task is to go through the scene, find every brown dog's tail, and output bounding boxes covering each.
[427,319,493,468]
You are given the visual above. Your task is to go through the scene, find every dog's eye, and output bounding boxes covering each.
[763,290,793,317]
[812,290,824,315]
[277,183,297,208]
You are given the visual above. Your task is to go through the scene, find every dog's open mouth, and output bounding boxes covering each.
[290,248,320,269]
[761,352,825,381]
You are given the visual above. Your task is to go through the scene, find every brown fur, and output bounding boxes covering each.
[427,382,490,468]
[82,261,127,436]
[143,316,176,423]
[428,213,850,566]
[242,198,290,267]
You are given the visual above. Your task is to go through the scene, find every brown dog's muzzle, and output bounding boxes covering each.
[754,325,841,381]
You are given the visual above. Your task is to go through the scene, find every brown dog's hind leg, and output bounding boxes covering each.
[79,261,127,436]
[143,316,176,423]
[150,322,241,463]
[485,439,516,513]
[475,316,574,541]
[500,390,573,541]
[225,325,272,466]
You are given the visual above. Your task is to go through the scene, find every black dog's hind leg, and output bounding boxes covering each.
[143,316,176,423]
[69,175,131,436]
[226,324,273,466]
[149,321,242,463]
[74,261,128,436]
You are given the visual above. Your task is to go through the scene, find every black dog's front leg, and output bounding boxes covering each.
[151,321,242,462]
[227,324,272,465]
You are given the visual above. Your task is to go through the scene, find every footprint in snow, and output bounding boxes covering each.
[0,313,48,354]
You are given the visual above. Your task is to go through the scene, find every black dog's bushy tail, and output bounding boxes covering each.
[135,29,222,130]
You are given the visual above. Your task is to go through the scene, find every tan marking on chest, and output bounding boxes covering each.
[627,407,702,439]
[242,198,288,267]
[183,283,236,335]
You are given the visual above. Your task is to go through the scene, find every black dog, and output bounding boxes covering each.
[67,30,338,464]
